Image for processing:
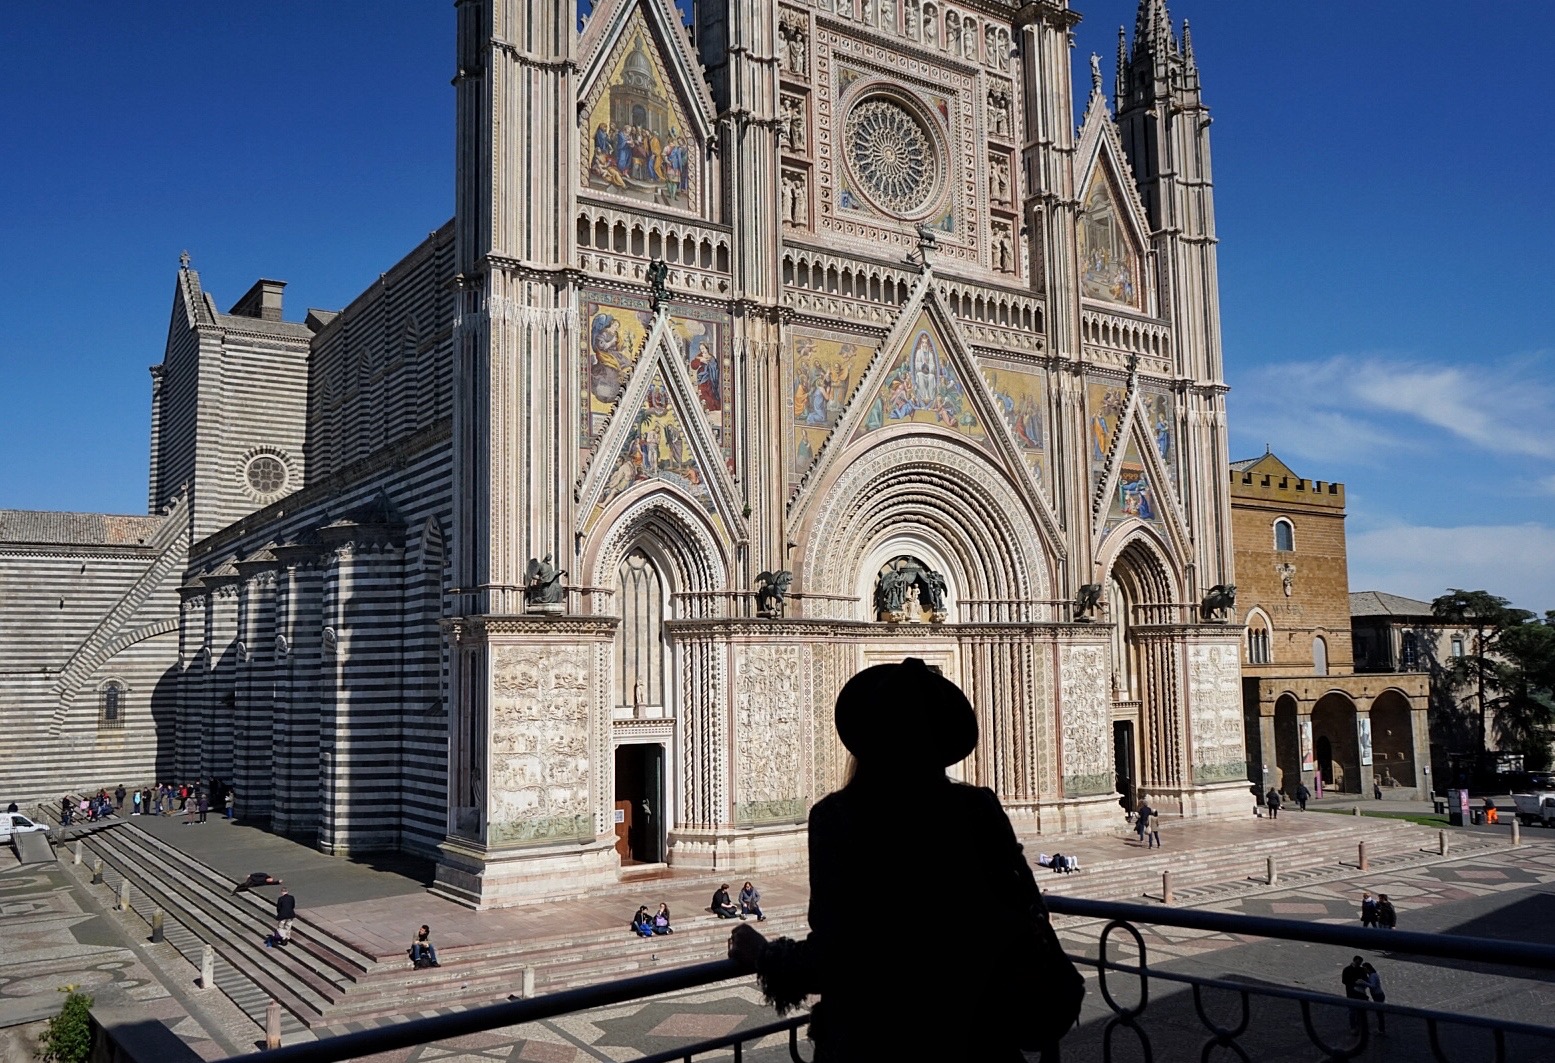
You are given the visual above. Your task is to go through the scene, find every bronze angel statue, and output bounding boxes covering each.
[524,554,567,605]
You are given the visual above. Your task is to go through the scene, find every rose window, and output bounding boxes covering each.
[246,455,288,495]
[845,98,937,217]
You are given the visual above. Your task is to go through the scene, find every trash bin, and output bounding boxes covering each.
[1470,808,1483,826]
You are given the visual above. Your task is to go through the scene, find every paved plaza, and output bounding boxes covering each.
[7,802,1555,1061]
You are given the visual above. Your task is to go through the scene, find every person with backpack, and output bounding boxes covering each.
[1265,788,1281,819]
[1296,782,1311,811]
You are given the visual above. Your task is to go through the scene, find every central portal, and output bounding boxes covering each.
[614,743,665,865]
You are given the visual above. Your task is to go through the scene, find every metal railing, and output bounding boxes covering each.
[208,900,1555,1063]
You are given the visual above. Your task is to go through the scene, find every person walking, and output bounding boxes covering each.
[274,888,297,947]
[1376,894,1397,929]
[1363,962,1386,1033]
[1341,955,1369,1033]
[1135,802,1153,845]
[727,658,1083,1062]
[1265,788,1281,820]
[225,790,235,820]
[1297,782,1310,811]
[1147,808,1161,849]
[1360,891,1377,928]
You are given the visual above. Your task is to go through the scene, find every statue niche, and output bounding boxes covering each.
[874,556,948,623]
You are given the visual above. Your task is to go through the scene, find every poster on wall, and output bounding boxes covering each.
[1359,717,1374,767]
[1299,719,1314,772]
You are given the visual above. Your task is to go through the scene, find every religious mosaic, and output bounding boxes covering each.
[581,295,730,463]
[1141,388,1176,483]
[580,12,698,210]
[790,333,877,481]
[981,365,1049,489]
[850,314,985,446]
[1077,170,1141,308]
[592,370,718,524]
[1107,438,1164,530]
[1087,380,1128,488]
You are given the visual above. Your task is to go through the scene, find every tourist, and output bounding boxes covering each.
[738,882,765,921]
[1341,955,1369,1032]
[197,791,209,824]
[225,790,235,820]
[1376,894,1397,929]
[115,784,126,811]
[630,905,656,938]
[1147,808,1161,849]
[653,903,674,935]
[1363,962,1386,1032]
[1360,891,1377,928]
[410,924,440,967]
[711,883,740,919]
[1374,779,1384,801]
[274,887,296,946]
[727,657,1078,1061]
[233,872,283,895]
[1265,788,1281,819]
[1135,802,1153,845]
[60,796,73,826]
[132,790,142,816]
[1297,782,1311,811]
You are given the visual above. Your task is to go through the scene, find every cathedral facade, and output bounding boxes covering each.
[6,0,1249,907]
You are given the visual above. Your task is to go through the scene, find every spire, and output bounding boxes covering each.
[1115,25,1129,102]
[1182,19,1197,72]
[1132,0,1176,59]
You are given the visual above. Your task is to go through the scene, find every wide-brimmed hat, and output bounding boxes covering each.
[834,658,977,767]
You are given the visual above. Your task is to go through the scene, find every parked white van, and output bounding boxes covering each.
[0,812,51,840]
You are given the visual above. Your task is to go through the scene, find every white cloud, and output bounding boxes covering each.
[1348,522,1555,613]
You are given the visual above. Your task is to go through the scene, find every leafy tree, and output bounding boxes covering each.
[39,990,94,1063]
[1432,590,1555,766]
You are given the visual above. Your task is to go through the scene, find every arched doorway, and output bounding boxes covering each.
[1273,694,1300,796]
[612,547,670,865]
[1369,690,1416,789]
[1312,692,1359,793]
[1106,538,1180,803]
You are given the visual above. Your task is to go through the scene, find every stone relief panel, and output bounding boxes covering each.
[1187,642,1247,784]
[734,644,806,823]
[807,641,852,799]
[487,643,595,845]
[1059,642,1112,795]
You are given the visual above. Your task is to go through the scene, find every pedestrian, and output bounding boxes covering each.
[184,796,196,826]
[198,791,209,824]
[60,796,73,826]
[1341,955,1369,1033]
[274,887,296,946]
[1135,802,1153,844]
[726,658,1083,1061]
[150,786,161,816]
[1360,891,1377,928]
[225,790,235,820]
[1265,788,1281,820]
[1297,782,1310,811]
[115,784,126,810]
[1374,779,1383,800]
[738,881,765,921]
[132,790,142,816]
[1363,962,1386,1033]
[1376,894,1396,929]
[1147,808,1161,848]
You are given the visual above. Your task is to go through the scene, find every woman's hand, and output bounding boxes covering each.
[728,922,767,971]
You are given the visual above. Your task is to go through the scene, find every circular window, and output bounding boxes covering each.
[245,455,288,496]
[845,97,939,218]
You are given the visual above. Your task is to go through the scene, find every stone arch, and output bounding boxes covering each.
[1245,606,1273,665]
[1312,690,1359,793]
[1273,692,1300,795]
[1370,688,1416,788]
[795,434,1052,615]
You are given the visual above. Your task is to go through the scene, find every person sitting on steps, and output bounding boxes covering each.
[631,906,656,938]
[711,883,741,919]
[653,902,674,934]
[409,924,440,967]
[738,882,765,921]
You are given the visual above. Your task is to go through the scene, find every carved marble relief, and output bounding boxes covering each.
[1187,643,1247,784]
[488,643,594,845]
[735,644,805,822]
[1060,643,1112,795]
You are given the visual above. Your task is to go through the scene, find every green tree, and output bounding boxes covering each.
[1431,590,1555,766]
[39,990,94,1063]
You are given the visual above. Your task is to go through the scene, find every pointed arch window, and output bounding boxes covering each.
[1274,518,1295,553]
[1247,612,1273,666]
[616,549,666,713]
[99,680,127,730]
[1312,635,1329,677]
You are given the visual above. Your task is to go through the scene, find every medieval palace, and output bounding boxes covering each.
[2,0,1251,905]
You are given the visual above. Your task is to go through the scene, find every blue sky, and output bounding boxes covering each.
[2,3,1551,610]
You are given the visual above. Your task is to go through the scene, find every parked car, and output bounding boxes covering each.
[0,812,51,840]
[1512,792,1555,827]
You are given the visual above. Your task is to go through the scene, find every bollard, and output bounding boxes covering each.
[200,945,215,990]
[521,966,536,1000]
[1512,818,1521,847]
[151,909,165,943]
[91,858,104,885]
[1358,841,1369,872]
[1267,855,1278,886]
[1162,869,1174,905]
[265,1001,282,1049]
[1353,805,1361,816]
[73,841,83,865]
[118,879,131,912]
[1439,830,1448,856]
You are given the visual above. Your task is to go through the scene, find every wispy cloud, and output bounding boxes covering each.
[1348,522,1555,613]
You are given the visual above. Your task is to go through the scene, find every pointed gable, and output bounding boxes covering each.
[578,4,705,214]
[1078,169,1144,309]
[592,368,718,522]
[1106,435,1165,529]
[848,311,987,447]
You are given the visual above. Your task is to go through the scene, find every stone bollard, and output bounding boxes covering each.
[200,945,215,990]
[1512,818,1521,847]
[1267,855,1278,886]
[118,879,131,912]
[91,858,104,885]
[521,966,536,1000]
[1358,841,1369,872]
[73,841,83,865]
[1439,830,1448,856]
[1162,869,1174,905]
[151,909,165,943]
[1353,805,1361,816]
[265,1001,282,1049]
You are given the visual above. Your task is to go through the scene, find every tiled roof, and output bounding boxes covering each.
[1349,590,1436,618]
[0,510,165,547]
